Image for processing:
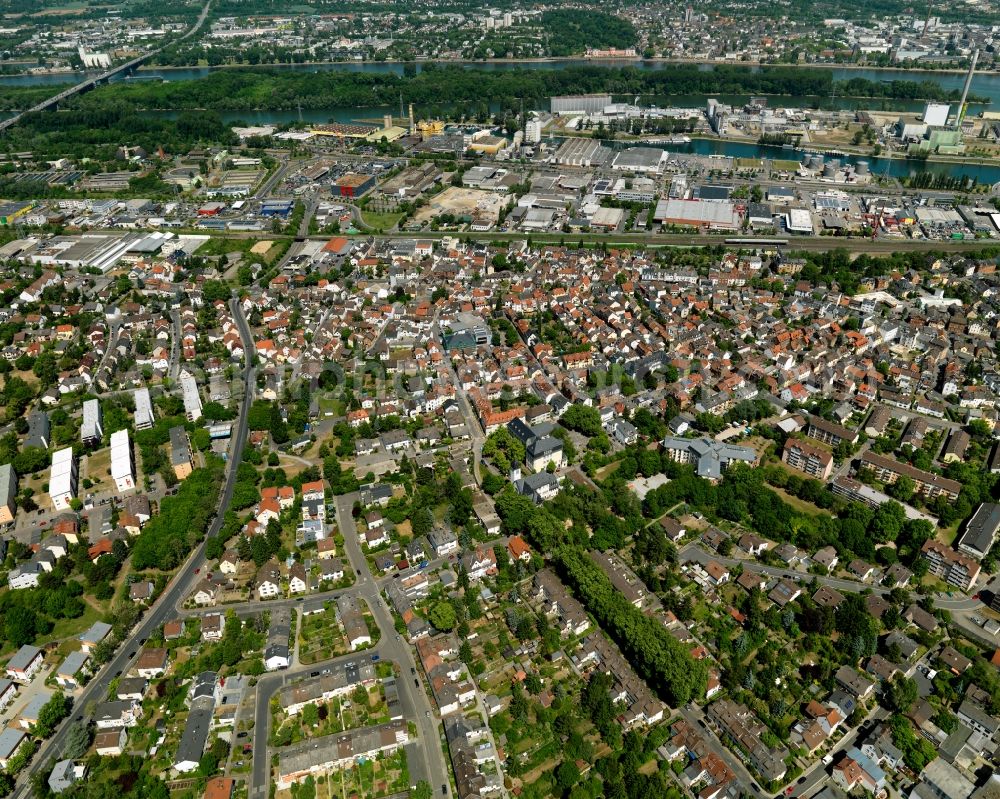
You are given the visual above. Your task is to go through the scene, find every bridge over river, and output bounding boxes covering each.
[0,0,211,133]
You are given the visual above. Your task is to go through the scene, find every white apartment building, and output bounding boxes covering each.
[110,429,135,493]
[49,448,77,510]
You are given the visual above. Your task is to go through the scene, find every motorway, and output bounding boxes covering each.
[12,296,255,798]
[248,492,450,799]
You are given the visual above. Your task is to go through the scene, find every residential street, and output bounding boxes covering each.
[246,492,450,799]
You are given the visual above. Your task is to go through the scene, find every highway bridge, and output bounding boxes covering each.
[0,0,211,134]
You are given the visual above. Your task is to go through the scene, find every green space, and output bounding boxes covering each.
[297,604,352,665]
[359,209,404,231]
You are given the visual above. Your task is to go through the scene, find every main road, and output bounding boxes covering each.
[247,492,451,799]
[12,296,255,798]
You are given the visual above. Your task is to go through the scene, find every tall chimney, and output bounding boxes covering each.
[956,48,979,129]
[408,103,415,133]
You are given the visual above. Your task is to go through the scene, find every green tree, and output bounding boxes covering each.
[560,405,602,437]
[555,760,581,793]
[428,601,457,631]
[63,721,91,759]
[34,691,72,738]
[885,675,918,714]
[4,605,38,647]
[887,475,915,503]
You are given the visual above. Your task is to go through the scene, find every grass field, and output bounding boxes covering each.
[84,448,114,493]
[50,603,104,655]
[771,159,803,172]
[360,210,404,231]
[770,484,828,517]
[198,236,289,263]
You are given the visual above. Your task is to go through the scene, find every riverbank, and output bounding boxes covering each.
[597,129,1000,174]
[130,56,999,77]
[11,54,993,81]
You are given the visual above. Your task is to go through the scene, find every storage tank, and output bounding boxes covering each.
[808,155,824,170]
[827,158,841,170]
[856,160,870,176]
[822,163,837,178]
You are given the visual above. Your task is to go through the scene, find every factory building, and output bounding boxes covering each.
[551,137,610,167]
[653,199,741,231]
[550,94,612,114]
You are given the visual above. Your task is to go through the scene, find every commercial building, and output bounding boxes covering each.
[260,199,294,218]
[921,540,981,592]
[332,174,376,198]
[785,208,814,234]
[956,503,1000,561]
[133,387,154,430]
[276,720,409,789]
[652,199,741,231]
[169,426,194,481]
[859,451,961,501]
[0,201,35,226]
[110,429,135,494]
[0,463,17,524]
[81,399,103,446]
[48,448,77,510]
[782,438,833,480]
[661,436,757,480]
[179,370,203,422]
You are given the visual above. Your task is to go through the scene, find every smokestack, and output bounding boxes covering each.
[956,48,979,129]
[408,103,415,133]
